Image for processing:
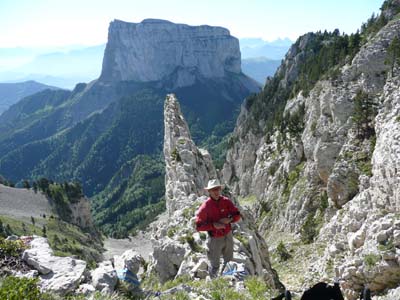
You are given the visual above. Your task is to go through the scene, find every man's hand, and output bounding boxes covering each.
[213,222,226,229]
[219,217,232,225]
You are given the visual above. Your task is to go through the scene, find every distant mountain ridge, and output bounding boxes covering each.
[242,57,282,84]
[0,19,259,237]
[0,45,106,89]
[240,37,293,59]
[0,80,59,115]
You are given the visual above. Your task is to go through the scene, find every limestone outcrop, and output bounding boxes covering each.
[163,94,217,216]
[17,235,144,296]
[22,236,87,295]
[147,94,283,292]
[222,5,400,299]
[100,19,241,88]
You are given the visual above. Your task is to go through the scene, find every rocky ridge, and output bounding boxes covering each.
[147,94,283,292]
[163,94,217,216]
[223,4,400,300]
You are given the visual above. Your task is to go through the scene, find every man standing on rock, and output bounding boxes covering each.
[195,179,241,278]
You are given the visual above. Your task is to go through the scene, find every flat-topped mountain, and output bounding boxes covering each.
[100,19,242,87]
[0,19,259,237]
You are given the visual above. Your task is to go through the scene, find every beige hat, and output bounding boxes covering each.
[204,179,223,190]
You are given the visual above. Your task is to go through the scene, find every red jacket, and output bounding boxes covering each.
[195,196,241,238]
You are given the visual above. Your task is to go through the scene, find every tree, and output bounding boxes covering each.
[0,219,5,238]
[23,180,31,189]
[31,216,35,226]
[42,225,47,237]
[348,31,361,59]
[385,36,400,76]
[37,178,50,194]
[352,90,377,139]
[32,182,38,193]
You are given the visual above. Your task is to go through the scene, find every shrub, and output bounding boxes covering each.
[245,276,270,299]
[364,253,381,268]
[209,277,246,300]
[0,238,26,257]
[0,276,41,300]
[300,214,317,244]
[319,191,329,211]
[199,232,207,241]
[167,226,177,238]
[276,241,291,261]
[184,234,202,253]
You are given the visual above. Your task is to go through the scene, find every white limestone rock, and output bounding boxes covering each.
[90,261,117,294]
[113,249,144,274]
[22,237,87,295]
[100,19,241,87]
[146,93,283,292]
[163,94,217,216]
[150,239,186,283]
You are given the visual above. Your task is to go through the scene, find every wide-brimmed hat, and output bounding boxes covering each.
[204,179,223,190]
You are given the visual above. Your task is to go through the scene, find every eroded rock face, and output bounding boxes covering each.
[147,94,283,292]
[316,76,400,300]
[222,10,400,299]
[163,94,216,216]
[100,19,241,87]
[69,197,94,229]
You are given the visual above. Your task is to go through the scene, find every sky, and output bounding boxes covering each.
[0,0,384,48]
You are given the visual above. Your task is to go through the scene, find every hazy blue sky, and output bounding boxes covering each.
[0,0,383,47]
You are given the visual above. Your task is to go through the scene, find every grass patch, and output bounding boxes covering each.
[238,195,257,207]
[282,162,305,200]
[378,239,395,252]
[0,215,103,268]
[46,218,103,268]
[0,215,42,236]
[235,233,250,249]
[167,226,178,238]
[208,277,246,300]
[364,253,381,268]
[245,276,272,299]
[162,274,192,291]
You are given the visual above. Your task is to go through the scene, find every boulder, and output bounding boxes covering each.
[91,261,117,294]
[22,237,86,295]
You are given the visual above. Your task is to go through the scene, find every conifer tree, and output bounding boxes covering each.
[42,225,47,237]
[385,36,400,76]
[23,180,31,189]
[352,90,377,139]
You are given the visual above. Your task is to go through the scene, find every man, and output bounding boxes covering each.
[195,179,241,278]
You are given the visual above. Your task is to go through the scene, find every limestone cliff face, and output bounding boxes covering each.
[100,19,241,88]
[147,94,283,292]
[163,94,217,216]
[223,6,400,299]
[69,197,94,229]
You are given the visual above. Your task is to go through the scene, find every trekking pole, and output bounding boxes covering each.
[220,261,228,276]
[362,286,371,300]
[284,290,292,300]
